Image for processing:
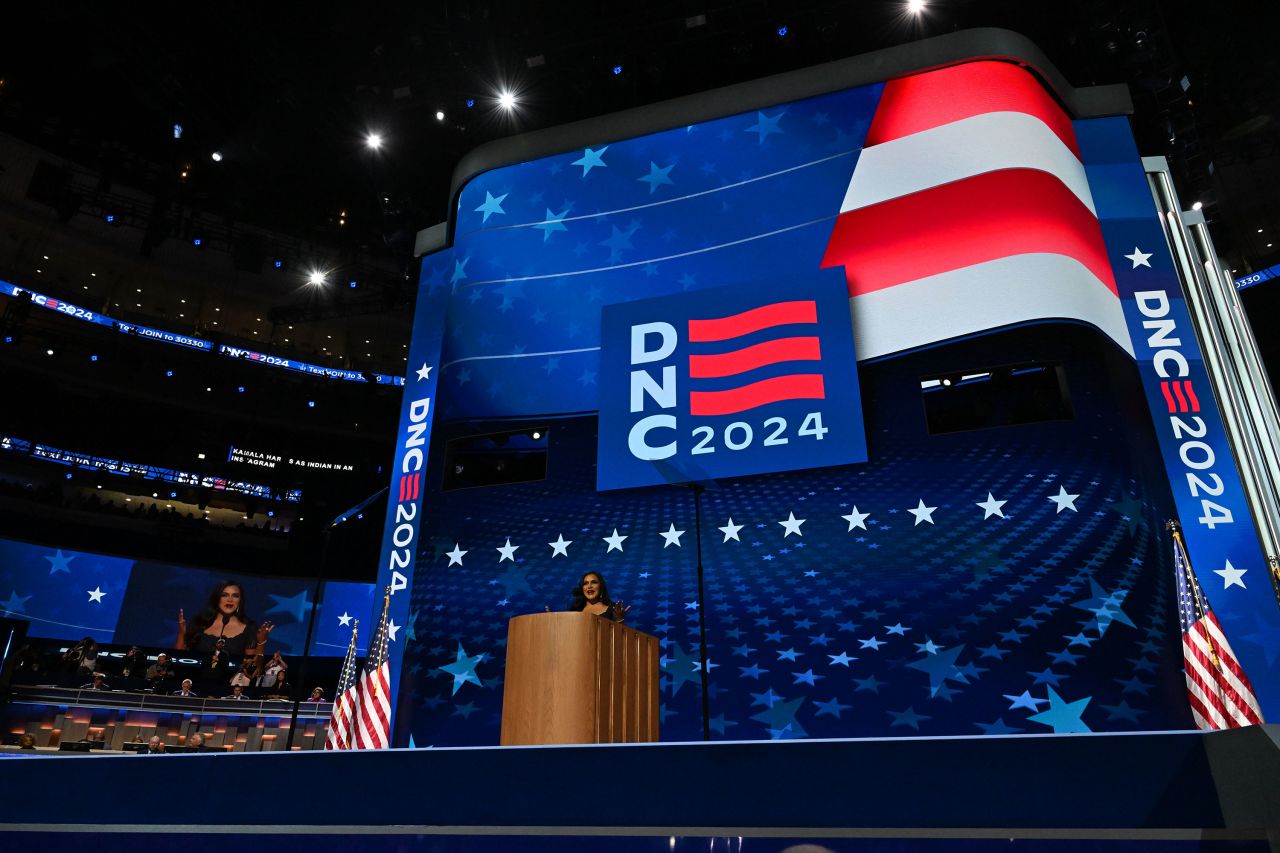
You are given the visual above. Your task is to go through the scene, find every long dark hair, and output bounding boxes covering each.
[185,581,252,648]
[569,572,612,611]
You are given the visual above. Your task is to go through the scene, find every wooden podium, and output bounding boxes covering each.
[500,612,660,745]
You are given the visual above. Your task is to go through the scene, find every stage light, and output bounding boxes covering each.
[612,65,623,75]
[166,370,174,377]
[197,453,206,460]
[274,260,284,269]
[777,25,788,36]
[349,280,358,288]
[90,355,98,362]
[173,124,183,139]
[435,110,445,121]
[307,401,316,408]
[906,0,926,12]
[498,91,517,110]
[307,271,326,286]
[366,133,383,150]
[531,431,542,440]
[45,349,54,356]
[466,98,476,108]
[1192,201,1203,211]
[66,473,72,480]
[170,492,177,498]
[105,214,115,223]
[211,151,223,162]
[237,386,245,393]
[3,337,11,344]
[192,238,203,247]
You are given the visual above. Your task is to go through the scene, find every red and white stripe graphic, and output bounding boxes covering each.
[325,683,358,750]
[687,300,826,416]
[821,60,1133,360]
[1183,611,1264,730]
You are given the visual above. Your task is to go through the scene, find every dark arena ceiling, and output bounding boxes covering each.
[3,1,1279,270]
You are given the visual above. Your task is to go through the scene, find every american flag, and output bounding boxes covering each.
[352,589,392,749]
[323,620,359,750]
[821,60,1134,361]
[1169,521,1264,729]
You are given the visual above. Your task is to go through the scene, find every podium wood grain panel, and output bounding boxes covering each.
[501,612,660,745]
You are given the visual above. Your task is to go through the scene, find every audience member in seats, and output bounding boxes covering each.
[119,646,145,678]
[63,637,98,674]
[144,736,166,754]
[569,572,631,622]
[187,732,206,750]
[306,687,324,702]
[230,662,253,690]
[205,638,228,675]
[176,581,274,657]
[224,684,248,700]
[146,653,174,684]
[259,651,287,688]
[80,672,111,690]
[18,733,37,750]
[172,678,198,698]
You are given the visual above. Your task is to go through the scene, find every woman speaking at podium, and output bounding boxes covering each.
[569,572,631,622]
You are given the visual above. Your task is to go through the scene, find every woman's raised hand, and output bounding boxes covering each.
[256,621,275,645]
[177,608,186,631]
[612,601,632,622]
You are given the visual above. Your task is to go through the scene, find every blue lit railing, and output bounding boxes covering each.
[0,280,405,386]
[1234,264,1280,291]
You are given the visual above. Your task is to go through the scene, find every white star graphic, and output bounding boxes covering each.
[1214,559,1248,589]
[659,523,685,548]
[338,612,353,627]
[907,499,937,525]
[387,619,401,642]
[87,586,106,604]
[603,528,628,553]
[416,363,432,381]
[548,534,572,557]
[445,544,468,566]
[976,492,1007,519]
[842,506,870,531]
[496,538,520,562]
[718,518,744,542]
[1125,247,1153,269]
[779,512,806,537]
[1048,486,1080,513]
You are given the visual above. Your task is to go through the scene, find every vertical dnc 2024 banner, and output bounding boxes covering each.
[597,272,867,490]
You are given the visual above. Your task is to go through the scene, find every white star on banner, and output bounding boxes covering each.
[842,506,870,531]
[1125,247,1153,268]
[87,587,106,604]
[445,544,468,566]
[548,534,572,557]
[496,539,520,562]
[976,493,1007,519]
[387,619,401,641]
[603,528,628,552]
[779,512,806,537]
[718,518,743,542]
[659,523,685,548]
[907,500,937,525]
[1214,559,1248,589]
[338,612,353,627]
[1048,486,1080,513]
[416,363,432,381]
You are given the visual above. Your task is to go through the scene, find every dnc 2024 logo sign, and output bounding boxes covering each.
[597,273,868,490]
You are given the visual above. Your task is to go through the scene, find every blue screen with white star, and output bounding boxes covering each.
[0,537,371,655]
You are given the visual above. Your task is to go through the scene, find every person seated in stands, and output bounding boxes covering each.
[80,672,111,690]
[305,687,324,702]
[223,684,248,700]
[205,638,228,676]
[143,736,166,754]
[187,732,207,750]
[570,572,631,622]
[146,652,174,684]
[176,581,274,658]
[172,678,198,698]
[18,734,37,750]
[230,661,254,690]
[119,646,146,678]
[259,650,287,689]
